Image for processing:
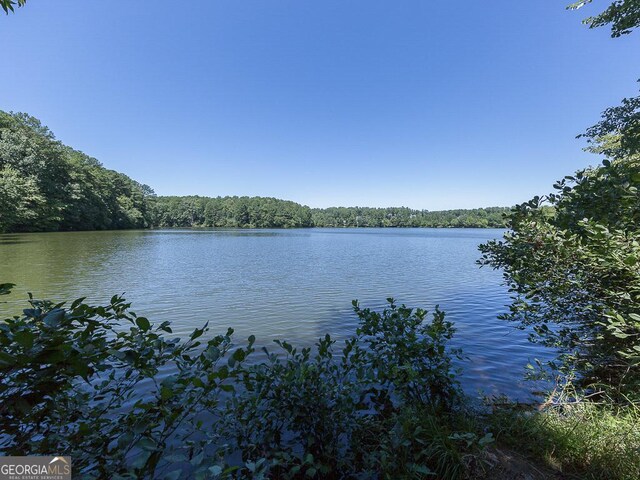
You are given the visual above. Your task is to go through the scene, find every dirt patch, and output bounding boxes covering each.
[469,447,567,479]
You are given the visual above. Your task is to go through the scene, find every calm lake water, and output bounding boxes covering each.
[0,228,548,398]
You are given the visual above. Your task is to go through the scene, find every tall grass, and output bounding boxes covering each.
[487,395,640,480]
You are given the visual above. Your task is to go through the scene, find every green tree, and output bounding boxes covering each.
[479,144,640,398]
[569,0,640,37]
[0,0,25,14]
[0,111,155,232]
[0,167,45,232]
[569,1,640,159]
[0,111,69,230]
[580,83,640,159]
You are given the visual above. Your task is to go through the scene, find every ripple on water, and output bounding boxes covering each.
[0,228,553,400]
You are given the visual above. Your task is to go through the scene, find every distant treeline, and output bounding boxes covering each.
[152,197,508,229]
[311,206,509,228]
[0,111,509,233]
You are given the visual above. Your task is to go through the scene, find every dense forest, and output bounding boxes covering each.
[152,196,314,228]
[0,111,154,233]
[0,110,509,233]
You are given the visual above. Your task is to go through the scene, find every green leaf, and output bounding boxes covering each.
[117,431,134,449]
[137,437,157,452]
[133,419,151,434]
[159,321,173,333]
[13,330,34,349]
[108,349,126,360]
[204,345,220,361]
[130,450,152,470]
[135,317,151,331]
[70,297,87,310]
[192,377,204,388]
[43,309,65,326]
[161,386,173,400]
[0,350,17,366]
[232,348,246,362]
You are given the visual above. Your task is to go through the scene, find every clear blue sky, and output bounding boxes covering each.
[1,1,638,209]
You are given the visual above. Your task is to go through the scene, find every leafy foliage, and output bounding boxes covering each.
[569,1,640,162]
[569,0,640,37]
[0,111,155,233]
[223,300,464,478]
[0,293,249,478]
[0,293,483,479]
[0,0,25,14]
[479,145,640,399]
[579,84,640,160]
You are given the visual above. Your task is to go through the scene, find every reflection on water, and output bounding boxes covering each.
[0,235,32,246]
[0,228,550,399]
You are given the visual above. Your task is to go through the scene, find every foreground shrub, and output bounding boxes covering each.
[221,300,466,478]
[0,287,480,479]
[0,287,249,478]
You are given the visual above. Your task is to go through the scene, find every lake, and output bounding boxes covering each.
[0,228,547,399]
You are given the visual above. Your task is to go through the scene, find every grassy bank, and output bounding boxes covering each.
[485,399,640,480]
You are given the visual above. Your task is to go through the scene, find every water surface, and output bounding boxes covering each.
[0,228,547,398]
